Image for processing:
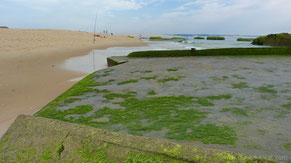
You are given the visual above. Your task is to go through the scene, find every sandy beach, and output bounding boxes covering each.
[0,28,147,137]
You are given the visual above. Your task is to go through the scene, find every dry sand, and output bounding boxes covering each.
[0,28,147,137]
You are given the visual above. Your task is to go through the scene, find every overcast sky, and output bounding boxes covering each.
[1,0,291,35]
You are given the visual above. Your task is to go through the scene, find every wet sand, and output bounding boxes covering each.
[0,28,147,137]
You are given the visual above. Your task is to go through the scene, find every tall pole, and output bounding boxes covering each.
[93,12,98,44]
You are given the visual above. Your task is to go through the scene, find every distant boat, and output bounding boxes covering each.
[0,26,9,29]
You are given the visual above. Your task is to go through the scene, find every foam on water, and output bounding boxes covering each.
[63,36,264,79]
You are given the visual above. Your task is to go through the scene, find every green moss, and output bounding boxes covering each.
[76,143,111,163]
[282,103,291,110]
[243,144,264,150]
[35,72,109,116]
[221,107,248,116]
[167,68,179,72]
[232,82,249,89]
[195,98,214,106]
[237,38,254,41]
[232,75,246,79]
[36,105,94,121]
[127,47,291,57]
[171,37,187,40]
[252,33,291,46]
[149,37,169,41]
[140,76,157,80]
[194,36,205,39]
[283,143,291,151]
[256,129,266,136]
[207,36,225,40]
[148,90,158,95]
[124,152,167,163]
[118,79,139,85]
[255,85,277,94]
[158,77,181,83]
[206,94,232,100]
[103,93,134,100]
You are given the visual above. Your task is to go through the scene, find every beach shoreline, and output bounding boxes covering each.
[0,28,147,137]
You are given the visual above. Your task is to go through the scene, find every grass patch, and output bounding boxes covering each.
[148,90,158,95]
[221,107,248,116]
[255,85,277,94]
[207,36,225,40]
[256,129,266,136]
[118,79,139,85]
[128,35,134,38]
[232,82,249,89]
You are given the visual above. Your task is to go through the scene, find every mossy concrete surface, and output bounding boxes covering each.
[0,115,272,162]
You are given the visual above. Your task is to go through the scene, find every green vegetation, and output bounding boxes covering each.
[140,76,157,80]
[148,90,158,95]
[167,68,179,72]
[103,93,134,100]
[237,38,254,41]
[36,105,94,121]
[194,36,205,39]
[118,79,139,85]
[221,107,248,116]
[149,37,169,41]
[128,35,134,38]
[127,47,291,57]
[283,143,291,151]
[36,95,237,145]
[207,36,225,40]
[158,77,181,83]
[206,94,232,100]
[171,37,187,40]
[149,37,186,41]
[252,33,291,46]
[232,82,249,89]
[255,85,277,94]
[35,72,110,117]
[124,152,168,163]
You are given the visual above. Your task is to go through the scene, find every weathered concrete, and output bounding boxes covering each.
[0,115,272,162]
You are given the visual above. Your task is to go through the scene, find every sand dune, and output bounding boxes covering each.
[0,28,147,137]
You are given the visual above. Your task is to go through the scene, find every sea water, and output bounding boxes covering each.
[63,35,263,76]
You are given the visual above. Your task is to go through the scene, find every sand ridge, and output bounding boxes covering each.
[0,28,147,137]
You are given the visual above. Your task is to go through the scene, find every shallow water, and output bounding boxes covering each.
[62,37,262,76]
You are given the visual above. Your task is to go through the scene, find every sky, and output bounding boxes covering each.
[1,0,291,35]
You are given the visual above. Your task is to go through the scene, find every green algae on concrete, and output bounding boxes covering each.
[0,115,274,162]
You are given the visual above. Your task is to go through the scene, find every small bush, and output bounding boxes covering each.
[128,35,134,38]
